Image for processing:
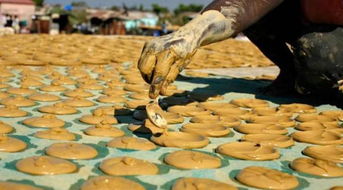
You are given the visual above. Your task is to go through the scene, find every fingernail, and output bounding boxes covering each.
[149,85,159,99]
[150,85,156,93]
[149,91,158,99]
[153,76,164,84]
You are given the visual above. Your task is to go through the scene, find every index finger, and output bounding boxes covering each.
[149,50,177,99]
[138,53,156,84]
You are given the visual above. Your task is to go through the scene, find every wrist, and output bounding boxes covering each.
[175,10,236,48]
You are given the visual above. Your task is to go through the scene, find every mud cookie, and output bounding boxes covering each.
[107,136,156,151]
[102,88,126,96]
[190,115,240,127]
[123,84,149,92]
[129,92,150,100]
[151,131,209,149]
[21,78,44,87]
[0,121,14,134]
[0,135,27,152]
[278,103,316,113]
[0,105,28,117]
[78,81,103,90]
[216,141,280,160]
[40,81,67,92]
[64,88,94,98]
[0,70,13,77]
[128,120,164,134]
[295,121,340,131]
[0,83,10,89]
[246,115,295,128]
[124,76,146,84]
[7,86,36,95]
[295,113,337,122]
[125,99,150,110]
[97,95,126,104]
[106,79,125,87]
[34,128,76,141]
[99,157,158,176]
[251,107,278,116]
[75,76,96,84]
[241,134,294,148]
[163,112,184,124]
[181,123,231,137]
[165,150,221,169]
[29,93,61,102]
[172,178,237,190]
[46,142,98,160]
[79,110,118,125]
[291,157,343,177]
[23,114,65,128]
[16,156,77,175]
[38,103,78,115]
[84,123,125,137]
[213,107,250,118]
[236,166,299,190]
[0,181,43,190]
[0,92,9,99]
[146,102,167,128]
[230,98,269,108]
[1,95,35,107]
[167,105,210,117]
[98,73,120,82]
[319,110,343,120]
[63,97,95,107]
[52,76,76,85]
[234,123,288,135]
[292,130,343,145]
[94,105,132,116]
[80,176,145,190]
[303,145,343,163]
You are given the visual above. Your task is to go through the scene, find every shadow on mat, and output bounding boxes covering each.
[172,75,343,108]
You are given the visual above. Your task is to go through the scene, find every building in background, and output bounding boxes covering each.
[122,11,158,31]
[87,9,124,35]
[0,0,35,31]
[87,9,159,35]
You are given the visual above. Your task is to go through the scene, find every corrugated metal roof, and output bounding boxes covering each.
[0,0,34,5]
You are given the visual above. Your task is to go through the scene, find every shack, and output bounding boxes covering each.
[0,0,35,29]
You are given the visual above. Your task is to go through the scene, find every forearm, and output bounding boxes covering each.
[203,0,284,34]
[170,10,235,54]
[143,0,284,62]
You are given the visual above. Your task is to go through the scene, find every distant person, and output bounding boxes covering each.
[138,0,343,105]
[161,22,168,34]
[4,14,13,27]
[12,15,20,33]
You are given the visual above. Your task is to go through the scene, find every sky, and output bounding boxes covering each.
[46,0,213,10]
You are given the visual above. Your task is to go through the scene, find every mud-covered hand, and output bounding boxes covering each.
[138,33,196,99]
[138,10,236,99]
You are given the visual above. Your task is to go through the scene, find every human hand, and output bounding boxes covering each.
[138,10,236,99]
[138,33,197,99]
